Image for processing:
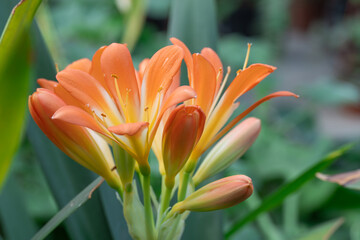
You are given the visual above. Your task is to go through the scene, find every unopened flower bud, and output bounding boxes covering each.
[193,118,260,185]
[162,105,205,188]
[172,175,253,213]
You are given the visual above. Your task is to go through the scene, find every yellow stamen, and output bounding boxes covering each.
[207,66,231,118]
[242,43,252,70]
[92,110,108,128]
[216,67,223,83]
[144,107,149,122]
[113,76,129,122]
[55,63,59,73]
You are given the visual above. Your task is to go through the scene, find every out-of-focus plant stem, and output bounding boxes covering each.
[178,171,191,201]
[157,178,173,228]
[121,0,146,52]
[36,2,67,69]
[142,173,155,240]
[246,190,284,240]
[283,193,299,237]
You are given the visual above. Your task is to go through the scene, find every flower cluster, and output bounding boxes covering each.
[29,38,297,239]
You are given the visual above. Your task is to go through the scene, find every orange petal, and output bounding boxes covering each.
[223,64,276,106]
[138,58,150,88]
[212,91,299,145]
[56,68,120,121]
[37,78,58,91]
[89,46,108,89]
[170,38,193,75]
[142,45,184,109]
[159,86,197,118]
[52,105,106,135]
[101,43,140,117]
[200,47,223,92]
[108,122,149,136]
[65,58,91,72]
[149,86,197,142]
[54,84,84,109]
[192,53,217,115]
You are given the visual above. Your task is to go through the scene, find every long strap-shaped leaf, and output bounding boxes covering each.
[225,144,353,238]
[31,177,104,240]
[0,0,42,190]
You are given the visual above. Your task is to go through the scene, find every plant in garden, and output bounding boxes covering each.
[29,38,298,239]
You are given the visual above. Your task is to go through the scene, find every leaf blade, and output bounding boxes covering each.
[225,144,353,238]
[0,0,42,189]
[31,177,104,240]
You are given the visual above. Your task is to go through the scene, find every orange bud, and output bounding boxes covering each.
[162,105,205,187]
[29,88,121,189]
[193,117,261,185]
[172,175,253,213]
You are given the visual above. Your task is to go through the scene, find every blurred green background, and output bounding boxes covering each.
[0,0,359,239]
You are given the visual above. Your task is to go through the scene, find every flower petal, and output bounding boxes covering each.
[89,46,108,89]
[52,105,106,135]
[170,38,195,88]
[37,78,58,91]
[200,47,223,92]
[101,43,140,120]
[65,58,91,72]
[212,91,299,145]
[108,122,149,136]
[149,86,197,142]
[56,68,121,123]
[192,53,217,115]
[223,64,276,106]
[141,45,184,109]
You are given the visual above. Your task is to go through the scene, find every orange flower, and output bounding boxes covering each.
[170,38,299,172]
[171,175,253,213]
[29,89,121,189]
[38,43,196,174]
[162,105,205,187]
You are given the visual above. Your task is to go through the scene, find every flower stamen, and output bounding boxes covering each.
[242,43,252,70]
[207,66,231,119]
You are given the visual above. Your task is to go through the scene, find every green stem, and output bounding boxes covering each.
[142,174,155,240]
[157,178,173,228]
[178,172,190,201]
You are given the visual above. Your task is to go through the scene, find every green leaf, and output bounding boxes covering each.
[225,144,353,238]
[31,177,104,240]
[168,0,218,52]
[297,218,344,240]
[0,0,42,190]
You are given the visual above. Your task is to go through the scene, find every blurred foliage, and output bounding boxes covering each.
[0,0,41,190]
[0,0,360,239]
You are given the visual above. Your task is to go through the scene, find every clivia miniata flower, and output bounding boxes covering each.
[37,43,196,175]
[170,38,299,172]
